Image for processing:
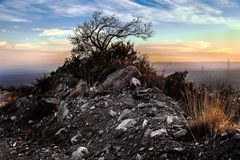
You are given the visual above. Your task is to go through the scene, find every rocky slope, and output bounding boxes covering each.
[0,66,240,160]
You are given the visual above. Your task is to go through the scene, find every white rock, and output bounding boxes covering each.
[90,106,96,110]
[131,77,141,87]
[116,119,137,131]
[57,101,69,122]
[12,142,17,147]
[55,128,67,136]
[10,116,17,121]
[173,129,187,138]
[117,109,131,121]
[71,134,81,145]
[174,147,184,152]
[98,157,105,160]
[44,98,60,105]
[166,116,173,124]
[135,153,142,160]
[109,110,118,117]
[71,147,89,160]
[80,103,89,112]
[142,119,148,128]
[150,129,167,137]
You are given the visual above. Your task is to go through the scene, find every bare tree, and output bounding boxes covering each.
[70,12,153,58]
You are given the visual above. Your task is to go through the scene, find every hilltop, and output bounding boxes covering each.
[0,65,240,160]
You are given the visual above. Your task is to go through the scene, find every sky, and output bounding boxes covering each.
[1,0,240,71]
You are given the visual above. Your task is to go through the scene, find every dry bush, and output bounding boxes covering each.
[185,87,238,139]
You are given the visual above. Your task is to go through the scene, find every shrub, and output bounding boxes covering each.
[163,71,191,101]
[185,86,238,140]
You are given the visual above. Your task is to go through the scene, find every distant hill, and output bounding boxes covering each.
[0,73,48,87]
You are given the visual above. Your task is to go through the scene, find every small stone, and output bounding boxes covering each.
[142,119,148,128]
[28,120,34,124]
[71,134,81,145]
[10,116,17,121]
[159,153,167,159]
[174,147,184,152]
[71,147,89,160]
[166,116,173,124]
[118,109,131,121]
[233,133,240,140]
[148,147,154,151]
[150,129,167,137]
[173,129,187,138]
[109,110,118,117]
[98,157,105,160]
[12,142,17,147]
[80,103,89,112]
[135,153,142,160]
[55,128,68,141]
[116,119,137,131]
[57,101,69,122]
[99,130,104,135]
[90,106,96,110]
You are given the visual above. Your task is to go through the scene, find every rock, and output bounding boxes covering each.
[71,134,82,145]
[98,157,105,160]
[146,107,157,117]
[159,153,168,159]
[150,129,167,137]
[142,119,148,128]
[54,128,68,142]
[174,147,184,152]
[116,119,137,131]
[137,103,153,109]
[173,129,187,138]
[44,98,60,105]
[90,106,95,110]
[135,153,142,160]
[118,109,131,121]
[69,80,88,98]
[102,66,141,91]
[57,101,69,122]
[10,116,17,121]
[109,110,118,117]
[80,103,89,112]
[28,120,34,124]
[166,116,174,124]
[130,77,141,90]
[99,130,104,135]
[233,133,240,140]
[71,147,89,160]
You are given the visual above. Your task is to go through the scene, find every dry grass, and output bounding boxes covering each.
[0,91,18,110]
[184,87,238,139]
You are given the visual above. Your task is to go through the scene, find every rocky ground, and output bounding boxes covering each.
[1,66,240,160]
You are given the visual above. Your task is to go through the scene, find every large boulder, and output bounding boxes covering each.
[102,66,141,91]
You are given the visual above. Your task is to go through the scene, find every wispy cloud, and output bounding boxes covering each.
[37,28,72,36]
[0,0,240,30]
[0,29,7,33]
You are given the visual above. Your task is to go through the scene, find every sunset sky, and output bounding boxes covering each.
[1,0,240,71]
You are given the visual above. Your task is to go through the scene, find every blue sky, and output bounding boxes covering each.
[1,0,240,71]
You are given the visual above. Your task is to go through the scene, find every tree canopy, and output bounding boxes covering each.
[70,12,153,58]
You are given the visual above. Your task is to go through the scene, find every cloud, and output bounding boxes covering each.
[0,39,71,66]
[1,0,240,30]
[38,28,72,36]
[0,41,8,46]
[136,40,240,62]
[0,29,7,32]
